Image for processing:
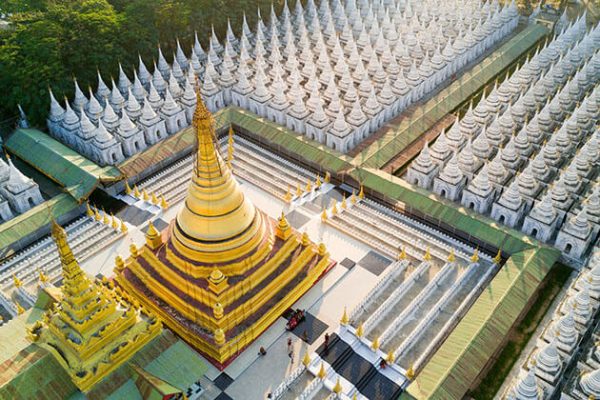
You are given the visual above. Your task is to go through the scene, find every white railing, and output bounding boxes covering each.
[379,262,455,346]
[394,261,479,360]
[272,364,306,399]
[362,261,431,336]
[349,260,409,323]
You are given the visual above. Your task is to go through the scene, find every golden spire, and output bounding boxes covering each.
[358,185,364,199]
[321,207,328,221]
[305,178,312,193]
[315,175,322,188]
[333,378,343,394]
[102,209,110,225]
[471,248,480,263]
[371,336,380,350]
[125,181,132,195]
[16,301,25,315]
[386,350,396,364]
[447,249,455,263]
[275,212,292,240]
[493,249,502,264]
[318,362,327,379]
[398,246,407,260]
[423,247,432,261]
[284,185,292,203]
[111,214,119,230]
[302,351,311,366]
[296,183,302,197]
[142,189,149,201]
[146,221,162,250]
[133,184,141,198]
[86,202,94,217]
[120,219,128,233]
[331,200,338,215]
[151,191,159,205]
[160,194,169,209]
[341,306,349,325]
[351,190,357,204]
[39,269,49,284]
[406,364,415,379]
[12,274,22,288]
[173,82,260,252]
[324,172,331,183]
[356,322,364,337]
[94,208,102,221]
[341,194,347,209]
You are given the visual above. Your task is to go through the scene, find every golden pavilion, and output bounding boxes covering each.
[115,87,332,367]
[27,220,161,392]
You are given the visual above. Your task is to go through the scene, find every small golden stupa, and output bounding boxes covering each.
[115,87,331,367]
[28,221,161,392]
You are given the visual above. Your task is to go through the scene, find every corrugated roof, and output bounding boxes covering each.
[350,168,537,255]
[0,193,80,251]
[404,247,560,400]
[5,128,122,201]
[355,24,548,169]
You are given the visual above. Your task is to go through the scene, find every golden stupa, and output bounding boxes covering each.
[28,221,161,392]
[115,87,332,367]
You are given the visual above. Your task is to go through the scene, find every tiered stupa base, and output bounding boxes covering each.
[116,215,333,368]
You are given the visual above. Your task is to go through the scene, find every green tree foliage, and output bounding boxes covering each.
[0,0,281,130]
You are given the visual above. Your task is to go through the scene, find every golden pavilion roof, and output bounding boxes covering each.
[115,87,333,367]
[28,220,161,392]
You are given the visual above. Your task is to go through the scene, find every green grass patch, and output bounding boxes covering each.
[468,262,572,400]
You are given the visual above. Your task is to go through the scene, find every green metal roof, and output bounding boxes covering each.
[403,247,560,400]
[354,23,548,169]
[0,193,80,251]
[5,128,122,201]
[349,168,538,255]
[228,107,354,174]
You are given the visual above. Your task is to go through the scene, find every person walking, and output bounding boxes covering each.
[287,337,294,363]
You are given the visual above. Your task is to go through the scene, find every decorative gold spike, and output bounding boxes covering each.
[302,351,311,367]
[94,208,102,221]
[125,181,132,195]
[331,200,338,215]
[321,208,328,221]
[146,221,162,250]
[406,364,415,380]
[142,189,150,201]
[356,322,364,337]
[315,175,322,188]
[318,362,327,379]
[358,185,364,199]
[324,171,331,183]
[214,328,225,345]
[447,249,455,263]
[317,243,327,257]
[296,183,303,197]
[341,307,349,325]
[133,184,141,198]
[275,212,292,240]
[151,192,159,205]
[111,214,119,229]
[493,249,502,264]
[114,255,125,273]
[371,336,380,350]
[102,210,110,225]
[471,248,480,263]
[284,186,292,203]
[398,247,407,260]
[38,269,48,283]
[120,220,128,233]
[15,301,25,315]
[160,194,169,209]
[13,274,22,288]
[306,179,312,193]
[341,194,347,209]
[129,243,138,257]
[387,350,396,364]
[213,302,224,319]
[86,202,94,217]
[333,378,343,394]
[351,190,357,204]
[423,247,432,261]
[301,231,310,247]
